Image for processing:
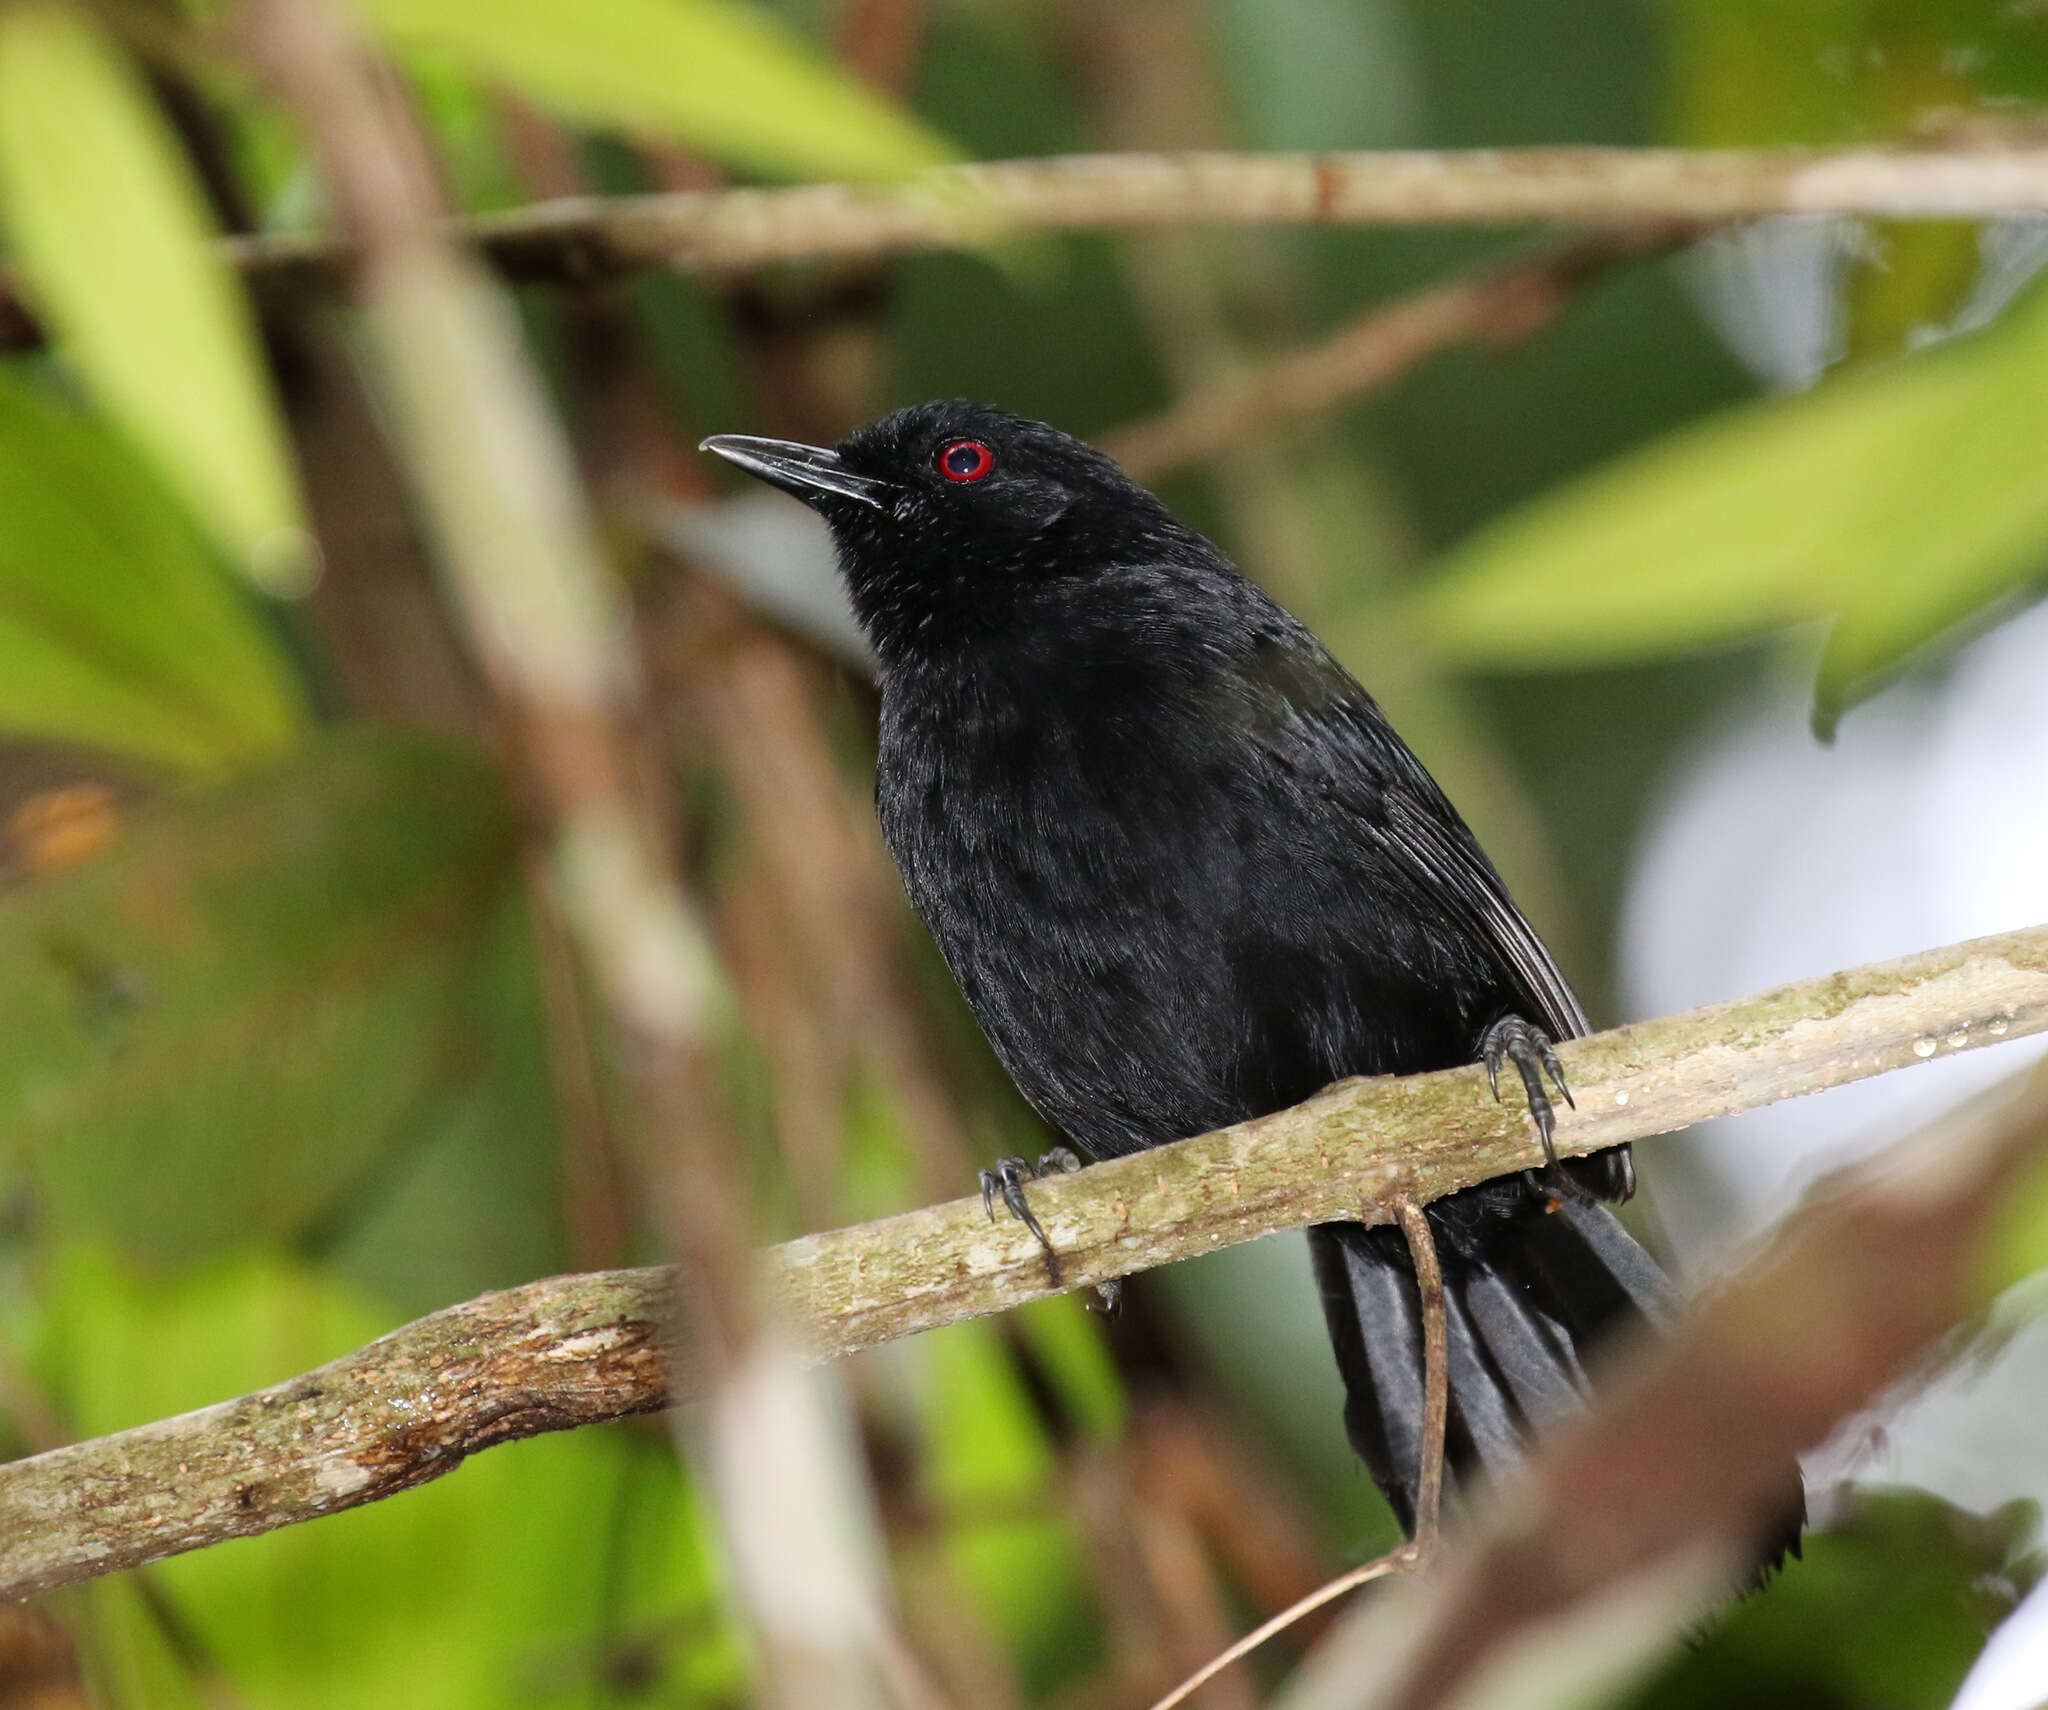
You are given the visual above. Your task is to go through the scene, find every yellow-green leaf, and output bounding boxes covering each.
[1661,0,2048,354]
[1974,1134,2048,1314]
[0,4,311,590]
[1412,281,2048,712]
[0,734,515,1265]
[356,0,957,182]
[1813,306,2048,729]
[39,1244,744,1707]
[0,367,302,772]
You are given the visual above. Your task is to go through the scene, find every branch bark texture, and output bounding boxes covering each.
[1,924,2045,1601]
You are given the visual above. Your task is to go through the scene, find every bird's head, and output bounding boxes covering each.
[701,401,1197,663]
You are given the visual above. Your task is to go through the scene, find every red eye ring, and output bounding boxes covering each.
[937,439,994,483]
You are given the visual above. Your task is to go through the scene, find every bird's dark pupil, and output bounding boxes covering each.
[941,441,990,481]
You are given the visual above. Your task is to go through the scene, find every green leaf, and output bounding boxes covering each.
[1662,0,2048,149]
[1972,1123,2048,1312]
[0,367,303,773]
[1628,1487,2031,1710]
[1016,1293,1126,1444]
[77,1573,213,1710]
[327,889,572,1319]
[1661,0,2048,351]
[0,733,518,1266]
[355,0,958,181]
[0,5,311,590]
[916,1318,1093,1684]
[1208,0,1422,150]
[1811,323,2048,728]
[39,1245,745,1709]
[1412,281,2048,715]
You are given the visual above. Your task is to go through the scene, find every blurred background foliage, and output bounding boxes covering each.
[0,0,2045,1705]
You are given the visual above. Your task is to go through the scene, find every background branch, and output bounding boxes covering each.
[5,144,2041,356]
[1102,226,1697,482]
[227,145,2048,294]
[0,923,2043,1603]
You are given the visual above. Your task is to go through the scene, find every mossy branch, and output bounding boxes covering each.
[1,924,2045,1601]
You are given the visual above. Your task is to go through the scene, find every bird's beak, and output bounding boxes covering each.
[699,434,894,512]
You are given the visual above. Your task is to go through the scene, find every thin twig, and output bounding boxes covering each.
[1276,1079,2048,1710]
[1142,1191,1445,1710]
[219,145,2048,294]
[1143,1552,1412,1710]
[1104,227,1695,482]
[7,146,2046,355]
[1393,1197,1448,1552]
[0,925,2042,1603]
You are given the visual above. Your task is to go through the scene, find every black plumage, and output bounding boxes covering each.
[703,402,1800,1551]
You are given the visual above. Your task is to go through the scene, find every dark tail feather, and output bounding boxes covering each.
[1309,1228,1430,1526]
[1309,1200,1804,1572]
[1310,1201,1654,1535]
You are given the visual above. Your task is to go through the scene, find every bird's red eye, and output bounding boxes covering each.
[937,439,994,483]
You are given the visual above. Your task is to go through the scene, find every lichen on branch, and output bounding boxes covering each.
[0,923,2043,1603]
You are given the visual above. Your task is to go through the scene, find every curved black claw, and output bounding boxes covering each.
[979,1148,1083,1285]
[1480,1015,1592,1207]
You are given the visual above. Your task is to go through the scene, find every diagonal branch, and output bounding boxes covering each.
[0,923,2044,1602]
[1101,226,1697,483]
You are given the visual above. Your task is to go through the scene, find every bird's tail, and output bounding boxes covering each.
[1308,1195,1692,1534]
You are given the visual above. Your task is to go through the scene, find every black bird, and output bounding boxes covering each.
[703,402,1798,1549]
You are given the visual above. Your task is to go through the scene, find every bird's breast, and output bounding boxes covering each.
[874,672,1259,1150]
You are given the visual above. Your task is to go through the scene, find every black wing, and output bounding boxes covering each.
[1376,785,1589,1043]
[1236,631,1587,1046]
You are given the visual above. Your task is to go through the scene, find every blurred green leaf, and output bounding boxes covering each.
[1843,221,1987,364]
[405,51,530,216]
[0,4,312,590]
[0,368,303,773]
[1625,1486,2036,1710]
[1161,1236,1397,1558]
[1016,1294,1126,1445]
[1661,0,2048,350]
[355,0,958,181]
[327,889,572,1318]
[1412,279,2048,729]
[76,1573,212,1710]
[1207,0,1422,150]
[0,733,517,1266]
[40,1244,744,1709]
[918,1317,1094,1686]
[1662,0,2048,148]
[1974,1125,2048,1312]
[1811,330,2048,729]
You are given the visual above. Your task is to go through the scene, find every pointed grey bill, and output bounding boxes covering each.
[699,434,895,511]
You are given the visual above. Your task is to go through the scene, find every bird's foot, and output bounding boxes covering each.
[1479,1015,1594,1208]
[980,1147,1083,1285]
